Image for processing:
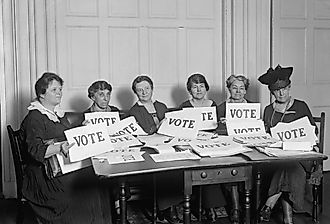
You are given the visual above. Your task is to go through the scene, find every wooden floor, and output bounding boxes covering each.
[1,171,329,224]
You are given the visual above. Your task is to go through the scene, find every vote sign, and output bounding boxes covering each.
[108,116,147,136]
[158,112,198,138]
[226,103,260,120]
[84,112,120,126]
[109,134,142,149]
[226,120,266,136]
[182,107,218,130]
[270,116,318,144]
[65,124,113,162]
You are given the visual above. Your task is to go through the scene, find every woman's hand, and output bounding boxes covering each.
[82,119,91,126]
[219,117,227,124]
[60,141,75,158]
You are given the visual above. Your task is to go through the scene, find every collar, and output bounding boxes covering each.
[227,98,247,103]
[28,100,64,123]
[137,99,154,106]
[272,97,294,113]
[90,104,113,112]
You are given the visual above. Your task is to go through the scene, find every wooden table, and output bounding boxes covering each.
[92,148,253,224]
[92,148,327,224]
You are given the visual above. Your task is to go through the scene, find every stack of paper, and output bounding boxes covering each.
[233,133,279,147]
[93,147,145,164]
[149,144,201,162]
[189,137,252,157]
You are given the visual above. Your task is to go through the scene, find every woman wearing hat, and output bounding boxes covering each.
[258,65,317,224]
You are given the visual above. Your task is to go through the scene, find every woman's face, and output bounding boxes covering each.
[40,80,62,106]
[91,89,111,109]
[229,79,246,101]
[272,85,291,103]
[190,82,207,100]
[135,81,153,103]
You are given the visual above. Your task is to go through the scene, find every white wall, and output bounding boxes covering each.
[0,0,271,198]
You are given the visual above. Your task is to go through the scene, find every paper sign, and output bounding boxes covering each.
[226,103,260,120]
[108,116,147,136]
[226,120,266,136]
[94,150,145,164]
[157,113,198,138]
[189,137,249,157]
[84,112,120,126]
[282,141,313,151]
[182,107,218,130]
[270,116,318,144]
[109,134,143,148]
[65,124,113,162]
[56,154,91,174]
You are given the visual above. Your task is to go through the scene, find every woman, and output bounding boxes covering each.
[86,80,119,112]
[128,75,167,134]
[20,72,112,224]
[216,74,251,224]
[258,65,316,224]
[216,74,251,135]
[128,75,181,224]
[178,73,226,222]
[178,73,217,109]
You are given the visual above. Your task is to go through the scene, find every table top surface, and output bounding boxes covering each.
[92,147,327,178]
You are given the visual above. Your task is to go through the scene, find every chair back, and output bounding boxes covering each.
[313,112,325,154]
[7,125,25,200]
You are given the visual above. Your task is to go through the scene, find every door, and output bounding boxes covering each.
[51,0,223,111]
[272,0,330,170]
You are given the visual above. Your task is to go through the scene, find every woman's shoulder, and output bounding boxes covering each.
[109,105,120,112]
[154,100,168,108]
[179,100,192,109]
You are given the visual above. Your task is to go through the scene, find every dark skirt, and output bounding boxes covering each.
[268,161,313,214]
[22,165,112,224]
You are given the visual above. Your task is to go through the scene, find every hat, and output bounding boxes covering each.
[258,64,293,91]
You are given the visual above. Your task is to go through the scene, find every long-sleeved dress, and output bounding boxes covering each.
[263,99,316,213]
[128,100,182,210]
[21,109,112,224]
[178,100,226,209]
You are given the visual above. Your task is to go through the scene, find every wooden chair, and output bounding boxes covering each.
[7,125,37,224]
[310,112,326,222]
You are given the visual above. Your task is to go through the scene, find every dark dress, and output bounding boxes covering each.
[128,101,168,135]
[21,109,112,224]
[216,100,252,135]
[263,99,316,213]
[178,99,217,109]
[128,100,182,210]
[85,105,119,113]
[178,100,225,209]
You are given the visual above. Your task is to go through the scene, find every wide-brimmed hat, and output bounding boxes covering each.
[258,64,293,91]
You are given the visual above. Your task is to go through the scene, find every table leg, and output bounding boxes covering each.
[312,184,319,223]
[153,174,157,224]
[183,194,191,224]
[119,181,127,224]
[244,188,251,224]
[255,168,261,224]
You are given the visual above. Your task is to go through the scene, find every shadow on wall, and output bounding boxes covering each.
[115,87,135,110]
[171,86,188,107]
[67,94,90,112]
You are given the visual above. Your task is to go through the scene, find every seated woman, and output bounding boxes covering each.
[179,73,227,222]
[128,75,167,134]
[128,75,182,224]
[20,72,112,224]
[216,74,251,224]
[258,65,316,224]
[86,80,119,112]
[178,73,216,108]
[216,74,251,134]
